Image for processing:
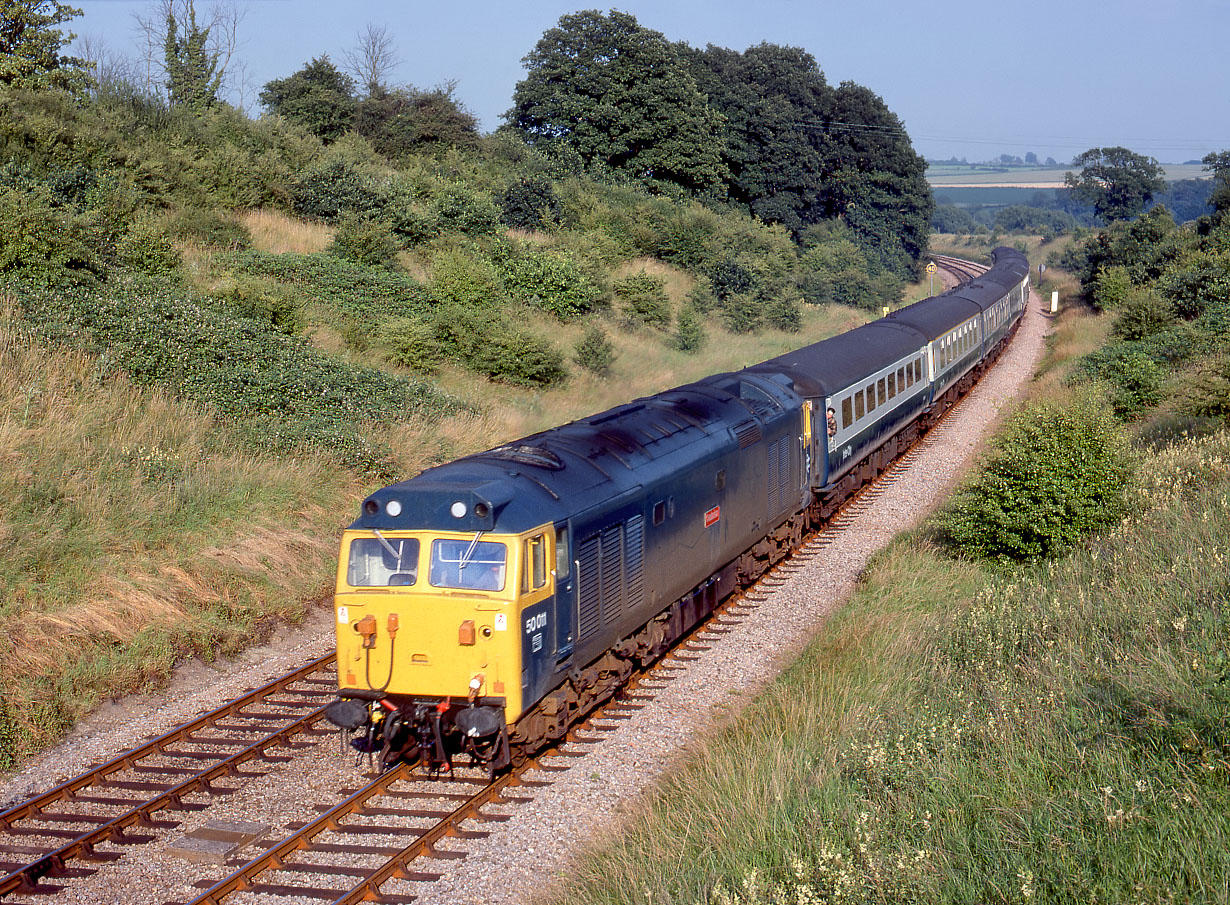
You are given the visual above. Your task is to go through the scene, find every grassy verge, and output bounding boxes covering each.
[548,315,1230,903]
[0,307,365,763]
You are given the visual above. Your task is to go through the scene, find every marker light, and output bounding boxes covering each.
[385,499,403,517]
[450,501,467,518]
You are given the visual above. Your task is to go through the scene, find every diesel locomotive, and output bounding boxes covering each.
[324,248,1031,774]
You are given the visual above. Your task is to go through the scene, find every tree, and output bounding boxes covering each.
[1064,146,1166,223]
[1203,150,1230,217]
[343,22,399,96]
[134,0,241,105]
[259,56,356,143]
[0,0,89,90]
[680,42,829,233]
[504,9,728,197]
[354,80,478,156]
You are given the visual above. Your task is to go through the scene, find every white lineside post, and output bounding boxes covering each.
[1051,291,1059,314]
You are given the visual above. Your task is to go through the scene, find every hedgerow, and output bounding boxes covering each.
[14,276,459,476]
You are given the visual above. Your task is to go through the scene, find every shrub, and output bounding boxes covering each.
[1155,250,1230,320]
[166,207,251,249]
[574,325,615,376]
[292,157,383,222]
[672,304,705,353]
[430,182,500,236]
[938,394,1133,564]
[1096,350,1165,418]
[614,271,671,328]
[1091,265,1133,310]
[1111,287,1176,341]
[473,331,567,386]
[429,247,504,307]
[428,302,567,386]
[387,320,445,374]
[763,293,802,333]
[1171,351,1230,421]
[491,241,603,319]
[327,214,400,268]
[721,292,762,333]
[499,174,563,230]
[0,186,106,286]
[116,214,181,274]
[218,275,301,334]
[15,276,458,476]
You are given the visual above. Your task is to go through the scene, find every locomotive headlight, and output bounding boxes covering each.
[450,501,467,518]
[385,499,403,517]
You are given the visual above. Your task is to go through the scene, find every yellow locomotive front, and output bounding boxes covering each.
[328,522,557,774]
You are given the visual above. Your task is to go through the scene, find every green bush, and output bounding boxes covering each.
[429,247,504,307]
[292,157,383,222]
[763,293,802,332]
[327,214,400,268]
[218,275,301,334]
[672,304,705,353]
[116,214,181,274]
[938,394,1133,564]
[1091,265,1133,310]
[1171,352,1230,421]
[1110,287,1176,341]
[1096,350,1166,418]
[387,320,445,374]
[721,292,762,333]
[499,174,563,231]
[15,276,458,476]
[0,186,106,286]
[1155,250,1230,320]
[491,240,603,319]
[613,271,670,327]
[429,302,566,386]
[430,182,500,236]
[226,251,434,322]
[574,325,615,375]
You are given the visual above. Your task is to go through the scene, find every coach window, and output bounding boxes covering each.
[897,366,905,390]
[865,384,876,412]
[841,397,853,429]
[854,391,865,420]
[887,373,896,399]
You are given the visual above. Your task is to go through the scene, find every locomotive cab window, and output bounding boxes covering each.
[429,539,507,591]
[348,537,420,587]
[523,534,547,593]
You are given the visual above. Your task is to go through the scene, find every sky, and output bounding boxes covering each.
[71,0,1230,166]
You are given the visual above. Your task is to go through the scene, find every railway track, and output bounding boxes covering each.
[0,655,338,900]
[1,256,998,904]
[933,252,988,284]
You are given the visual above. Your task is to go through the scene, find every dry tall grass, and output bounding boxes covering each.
[0,301,358,760]
[241,209,333,254]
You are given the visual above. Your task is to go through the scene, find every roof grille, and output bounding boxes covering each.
[733,420,762,448]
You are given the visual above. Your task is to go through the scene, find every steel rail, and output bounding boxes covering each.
[0,653,337,898]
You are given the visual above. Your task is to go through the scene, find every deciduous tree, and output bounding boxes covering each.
[504,9,728,197]
[0,0,88,90]
[1065,146,1166,223]
[259,56,356,143]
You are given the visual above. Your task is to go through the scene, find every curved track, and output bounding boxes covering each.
[2,256,1003,904]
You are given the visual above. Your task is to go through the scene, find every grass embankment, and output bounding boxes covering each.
[551,309,1230,903]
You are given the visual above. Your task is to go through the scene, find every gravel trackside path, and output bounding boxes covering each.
[0,292,1051,905]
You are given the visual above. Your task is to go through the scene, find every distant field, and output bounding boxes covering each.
[926,163,1209,187]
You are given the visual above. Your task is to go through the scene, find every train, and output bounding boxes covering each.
[323,247,1031,775]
